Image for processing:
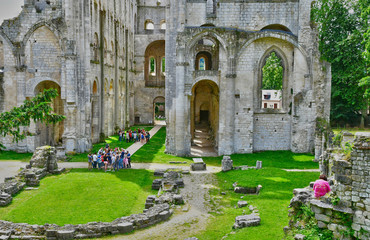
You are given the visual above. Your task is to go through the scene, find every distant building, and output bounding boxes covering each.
[262,90,282,109]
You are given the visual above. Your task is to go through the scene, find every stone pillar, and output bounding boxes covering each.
[222,156,233,172]
[219,57,236,155]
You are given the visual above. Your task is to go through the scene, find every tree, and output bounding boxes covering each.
[312,0,369,127]
[0,89,65,149]
[262,52,283,90]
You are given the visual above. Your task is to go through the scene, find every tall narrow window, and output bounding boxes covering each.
[162,57,165,74]
[261,52,283,109]
[199,57,206,70]
[150,57,156,76]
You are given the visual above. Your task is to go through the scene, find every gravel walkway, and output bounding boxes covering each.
[0,161,27,183]
[110,172,218,240]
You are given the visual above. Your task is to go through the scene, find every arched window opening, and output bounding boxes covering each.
[199,57,206,71]
[93,80,98,95]
[145,40,165,87]
[160,20,166,30]
[93,33,99,62]
[149,57,156,76]
[195,51,212,71]
[145,20,154,30]
[161,57,166,75]
[261,52,283,109]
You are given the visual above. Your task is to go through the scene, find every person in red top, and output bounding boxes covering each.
[313,175,331,199]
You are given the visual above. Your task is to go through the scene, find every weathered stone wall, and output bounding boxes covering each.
[166,0,330,156]
[186,0,300,34]
[134,0,166,124]
[288,133,370,239]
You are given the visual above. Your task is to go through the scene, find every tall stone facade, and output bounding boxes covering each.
[165,0,331,156]
[0,0,330,156]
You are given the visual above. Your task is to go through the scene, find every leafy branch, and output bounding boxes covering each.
[0,89,65,149]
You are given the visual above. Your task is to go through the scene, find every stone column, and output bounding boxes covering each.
[219,55,236,155]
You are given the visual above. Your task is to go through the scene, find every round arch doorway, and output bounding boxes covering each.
[34,81,64,147]
[191,80,219,156]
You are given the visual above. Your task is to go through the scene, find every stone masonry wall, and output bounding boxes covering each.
[288,133,370,239]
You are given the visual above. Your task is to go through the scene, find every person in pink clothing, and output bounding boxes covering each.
[313,175,331,198]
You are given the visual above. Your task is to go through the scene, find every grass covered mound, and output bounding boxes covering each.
[0,169,156,226]
[195,168,319,239]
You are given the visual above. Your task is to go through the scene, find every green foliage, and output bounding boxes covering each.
[262,52,283,90]
[312,0,369,125]
[333,132,343,147]
[0,89,65,149]
[0,169,156,225]
[331,196,341,206]
[343,141,353,155]
[294,218,334,240]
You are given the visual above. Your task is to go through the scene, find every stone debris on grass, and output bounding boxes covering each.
[237,201,248,208]
[233,213,261,229]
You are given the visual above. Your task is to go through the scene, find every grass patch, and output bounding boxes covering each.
[0,168,156,226]
[203,151,317,169]
[332,128,370,135]
[195,168,319,239]
[68,126,153,162]
[0,151,33,162]
[133,127,192,164]
[132,128,317,170]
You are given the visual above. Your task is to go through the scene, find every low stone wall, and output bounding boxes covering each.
[287,133,370,239]
[0,203,172,240]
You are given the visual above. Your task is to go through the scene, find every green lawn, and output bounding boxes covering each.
[195,167,319,239]
[0,151,33,162]
[133,127,192,164]
[133,127,317,169]
[69,126,153,162]
[0,169,156,226]
[332,127,370,135]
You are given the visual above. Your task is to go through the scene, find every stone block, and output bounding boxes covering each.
[317,221,327,228]
[117,222,133,234]
[315,213,331,223]
[173,194,184,205]
[256,161,262,169]
[56,230,74,240]
[154,169,165,177]
[311,205,323,214]
[294,234,306,240]
[234,214,261,229]
[191,158,207,171]
[237,201,248,208]
[159,211,171,221]
[222,156,233,172]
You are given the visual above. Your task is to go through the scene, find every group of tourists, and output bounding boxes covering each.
[118,128,150,144]
[87,145,131,172]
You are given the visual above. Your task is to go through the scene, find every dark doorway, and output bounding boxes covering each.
[200,110,209,123]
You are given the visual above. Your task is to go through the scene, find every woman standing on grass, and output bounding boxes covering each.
[313,174,331,198]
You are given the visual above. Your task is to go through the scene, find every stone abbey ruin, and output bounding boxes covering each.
[0,0,331,157]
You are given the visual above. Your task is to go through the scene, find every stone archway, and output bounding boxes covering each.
[153,96,165,124]
[34,81,64,147]
[191,80,219,156]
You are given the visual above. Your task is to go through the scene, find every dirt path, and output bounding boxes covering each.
[0,161,26,183]
[110,172,218,240]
